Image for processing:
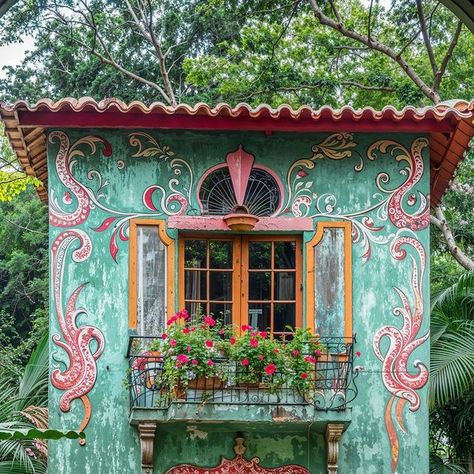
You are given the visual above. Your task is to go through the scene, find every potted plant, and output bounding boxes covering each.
[224,325,287,391]
[150,310,233,399]
[283,327,325,401]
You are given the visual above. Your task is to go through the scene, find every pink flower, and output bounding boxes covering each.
[259,331,268,339]
[176,362,182,368]
[207,360,215,366]
[169,339,177,347]
[205,340,213,348]
[178,309,189,319]
[161,333,168,340]
[241,325,252,332]
[300,372,308,379]
[218,329,225,335]
[356,351,361,357]
[258,355,264,361]
[250,338,259,348]
[304,356,316,364]
[314,349,321,356]
[292,349,300,357]
[241,358,250,366]
[204,316,216,327]
[186,346,191,353]
[191,359,198,365]
[265,363,276,375]
[167,316,177,326]
[230,337,236,345]
[177,354,189,364]
[182,327,190,334]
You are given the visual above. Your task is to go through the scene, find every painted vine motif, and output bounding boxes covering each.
[50,131,192,261]
[373,236,429,472]
[283,133,430,260]
[50,229,105,444]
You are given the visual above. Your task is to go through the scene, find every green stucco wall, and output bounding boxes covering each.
[47,129,430,473]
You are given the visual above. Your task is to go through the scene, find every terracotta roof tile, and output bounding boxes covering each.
[1,98,473,205]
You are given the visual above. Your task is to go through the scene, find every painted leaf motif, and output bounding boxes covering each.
[92,217,117,232]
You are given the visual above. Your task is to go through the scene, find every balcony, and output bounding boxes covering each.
[127,336,358,429]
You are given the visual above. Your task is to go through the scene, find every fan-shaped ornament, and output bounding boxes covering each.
[199,146,281,230]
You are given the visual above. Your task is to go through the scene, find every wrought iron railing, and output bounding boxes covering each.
[127,336,358,412]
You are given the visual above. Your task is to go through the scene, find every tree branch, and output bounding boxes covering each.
[341,80,395,92]
[416,0,437,77]
[435,20,462,92]
[307,0,440,103]
[431,207,474,271]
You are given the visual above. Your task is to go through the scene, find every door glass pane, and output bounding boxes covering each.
[210,271,232,301]
[249,241,271,269]
[249,271,271,300]
[248,303,271,331]
[274,304,295,333]
[185,270,206,300]
[185,239,207,268]
[137,226,166,336]
[274,241,296,269]
[210,240,232,269]
[274,272,295,300]
[210,303,232,325]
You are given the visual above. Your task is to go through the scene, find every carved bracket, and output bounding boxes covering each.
[325,423,345,474]
[139,422,157,474]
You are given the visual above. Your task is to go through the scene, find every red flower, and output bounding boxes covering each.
[204,316,216,327]
[230,337,236,345]
[191,359,198,365]
[356,351,361,357]
[314,349,321,356]
[178,309,189,319]
[259,331,268,339]
[186,346,191,353]
[161,333,168,340]
[177,354,189,364]
[297,169,308,178]
[250,338,259,348]
[205,340,213,348]
[241,325,252,332]
[176,362,182,368]
[167,316,177,326]
[292,349,300,357]
[300,372,308,379]
[241,358,250,366]
[169,339,177,347]
[258,355,264,361]
[265,363,276,375]
[207,360,215,366]
[273,348,280,354]
[304,356,316,364]
[182,327,190,334]
[191,327,196,332]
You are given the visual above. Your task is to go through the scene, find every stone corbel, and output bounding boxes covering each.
[325,423,344,474]
[138,422,157,474]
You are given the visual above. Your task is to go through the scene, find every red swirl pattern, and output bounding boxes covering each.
[369,138,430,231]
[49,131,111,227]
[373,236,429,471]
[50,230,104,443]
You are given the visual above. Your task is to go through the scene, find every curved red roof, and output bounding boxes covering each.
[1,98,473,204]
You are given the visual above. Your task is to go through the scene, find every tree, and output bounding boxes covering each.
[430,272,474,473]
[1,0,472,269]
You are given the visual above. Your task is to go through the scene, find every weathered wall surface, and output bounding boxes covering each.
[47,129,430,473]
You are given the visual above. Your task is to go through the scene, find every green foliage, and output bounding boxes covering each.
[0,334,49,474]
[0,188,48,363]
[0,124,42,202]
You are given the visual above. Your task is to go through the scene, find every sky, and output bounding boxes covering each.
[0,36,34,79]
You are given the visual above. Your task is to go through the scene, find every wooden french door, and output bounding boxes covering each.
[179,235,302,335]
